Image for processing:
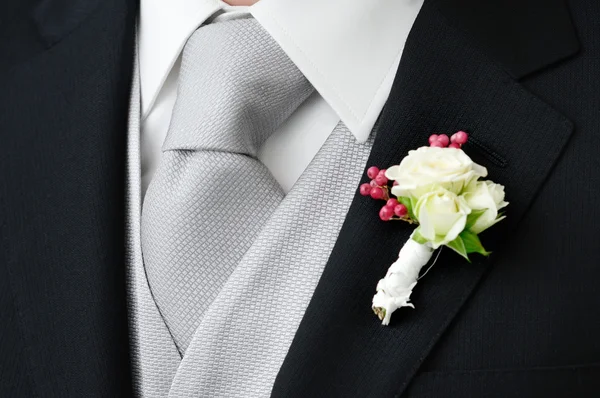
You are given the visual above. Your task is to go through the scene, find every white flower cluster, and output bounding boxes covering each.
[373,146,508,325]
[386,146,508,251]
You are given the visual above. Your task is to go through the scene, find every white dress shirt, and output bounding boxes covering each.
[139,0,423,195]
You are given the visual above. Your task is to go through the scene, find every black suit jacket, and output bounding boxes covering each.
[1,0,135,396]
[1,0,598,397]
[274,0,600,397]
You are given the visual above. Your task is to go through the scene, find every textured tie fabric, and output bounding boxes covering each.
[167,122,375,398]
[141,18,314,354]
[126,45,181,398]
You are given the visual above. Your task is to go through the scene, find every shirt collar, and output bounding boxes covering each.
[139,0,423,142]
[139,0,222,116]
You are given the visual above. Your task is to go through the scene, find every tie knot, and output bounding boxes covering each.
[163,18,314,157]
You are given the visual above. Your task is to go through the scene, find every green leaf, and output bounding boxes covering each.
[397,196,416,220]
[460,230,491,257]
[410,196,418,213]
[446,236,470,262]
[465,209,487,231]
[411,228,428,245]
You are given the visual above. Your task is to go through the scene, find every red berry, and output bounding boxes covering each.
[379,206,394,221]
[359,183,372,196]
[451,130,469,145]
[428,134,439,144]
[367,166,380,179]
[386,198,398,207]
[370,180,378,187]
[437,134,450,147]
[375,174,388,186]
[448,143,461,149]
[430,141,445,148]
[394,204,408,217]
[370,187,385,200]
[393,180,399,186]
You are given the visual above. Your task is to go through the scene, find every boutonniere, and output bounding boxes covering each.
[359,131,508,325]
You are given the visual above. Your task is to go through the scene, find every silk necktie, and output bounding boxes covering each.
[141,17,314,353]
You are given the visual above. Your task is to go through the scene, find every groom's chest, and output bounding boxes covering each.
[126,0,593,395]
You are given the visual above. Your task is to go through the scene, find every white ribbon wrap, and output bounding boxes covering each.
[372,238,434,325]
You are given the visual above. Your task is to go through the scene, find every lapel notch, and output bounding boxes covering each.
[436,0,580,78]
[272,1,575,397]
[33,0,102,48]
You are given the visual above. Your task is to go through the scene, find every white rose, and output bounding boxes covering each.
[462,180,508,234]
[386,146,488,198]
[415,187,471,249]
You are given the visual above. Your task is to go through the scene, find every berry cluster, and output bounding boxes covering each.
[359,131,471,222]
[429,130,468,149]
[359,166,409,221]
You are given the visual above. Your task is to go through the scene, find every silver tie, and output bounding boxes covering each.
[141,18,314,354]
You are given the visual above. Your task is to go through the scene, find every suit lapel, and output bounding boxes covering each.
[272,1,577,397]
